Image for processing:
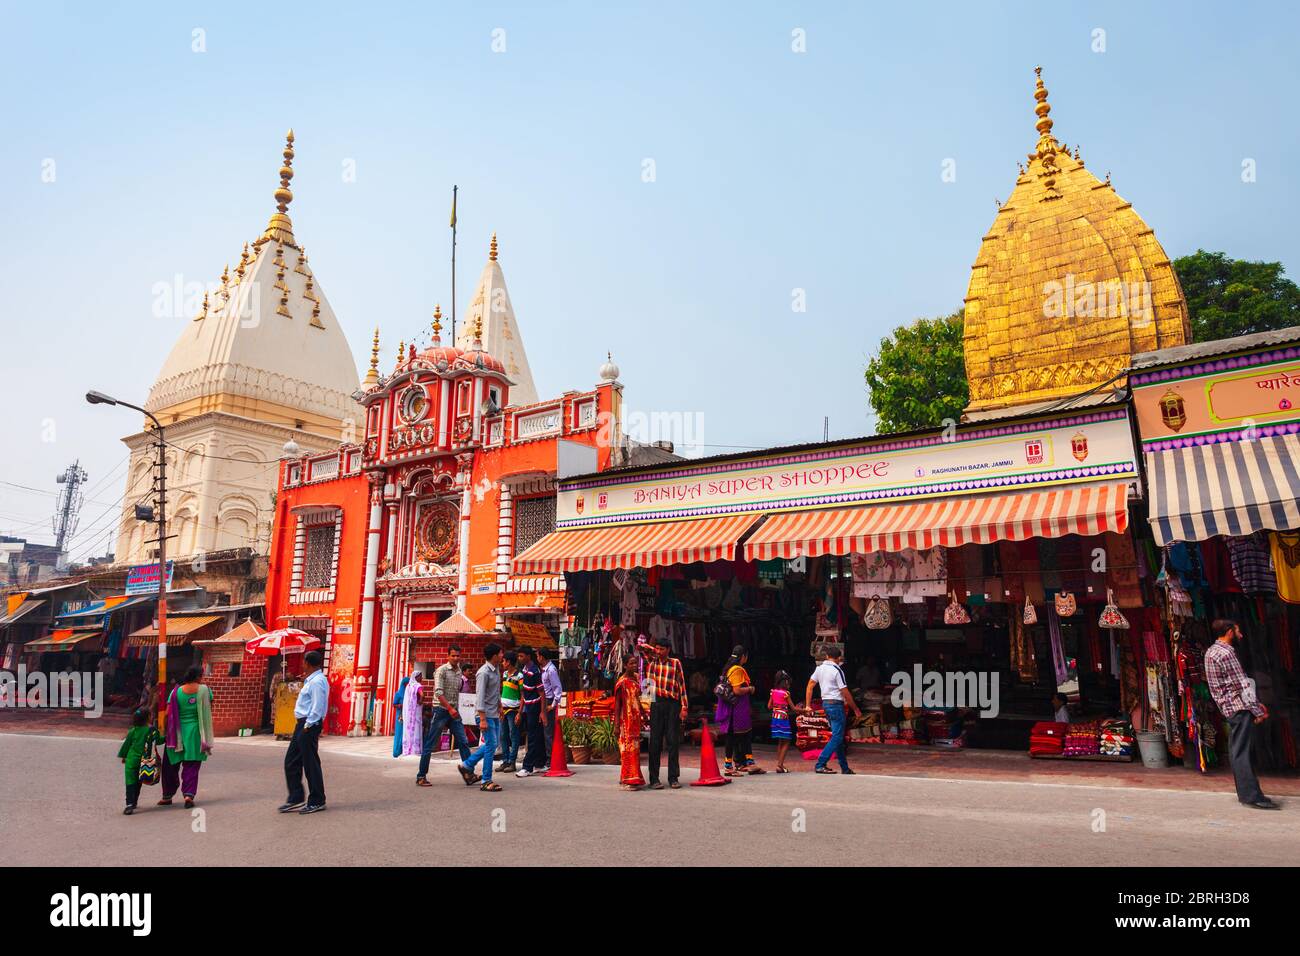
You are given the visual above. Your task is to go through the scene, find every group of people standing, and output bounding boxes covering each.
[395,643,563,792]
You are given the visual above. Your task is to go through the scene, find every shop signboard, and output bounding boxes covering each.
[125,561,174,596]
[1132,345,1300,450]
[334,607,354,635]
[557,410,1138,528]
[509,619,556,648]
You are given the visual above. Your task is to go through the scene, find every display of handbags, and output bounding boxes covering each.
[943,591,971,625]
[1054,590,1077,617]
[864,594,893,630]
[1023,595,1038,625]
[1099,588,1130,629]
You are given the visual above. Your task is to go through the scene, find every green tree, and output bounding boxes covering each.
[1174,250,1300,342]
[865,309,968,434]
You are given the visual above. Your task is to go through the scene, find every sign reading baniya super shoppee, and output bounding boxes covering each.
[557,410,1138,528]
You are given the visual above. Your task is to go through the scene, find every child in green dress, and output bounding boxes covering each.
[118,708,159,815]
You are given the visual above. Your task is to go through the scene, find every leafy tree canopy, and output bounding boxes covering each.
[1173,249,1300,343]
[864,309,967,434]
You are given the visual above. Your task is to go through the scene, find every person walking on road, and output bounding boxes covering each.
[807,647,860,776]
[416,646,474,787]
[160,666,214,809]
[281,650,329,814]
[516,646,547,778]
[1204,619,1280,810]
[643,636,687,789]
[458,643,504,792]
[118,707,160,815]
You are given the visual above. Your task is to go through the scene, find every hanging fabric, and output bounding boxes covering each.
[1046,605,1067,686]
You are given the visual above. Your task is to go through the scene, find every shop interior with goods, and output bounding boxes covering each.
[551,526,1300,773]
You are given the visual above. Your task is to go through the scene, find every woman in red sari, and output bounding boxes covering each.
[612,656,645,790]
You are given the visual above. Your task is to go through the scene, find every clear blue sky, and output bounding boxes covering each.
[2,1,1297,557]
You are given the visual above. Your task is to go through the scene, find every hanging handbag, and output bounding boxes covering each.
[137,737,160,787]
[1098,588,1130,629]
[943,591,971,625]
[1022,595,1038,626]
[864,594,893,630]
[1054,590,1077,617]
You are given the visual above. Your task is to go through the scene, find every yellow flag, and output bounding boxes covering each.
[449,189,457,228]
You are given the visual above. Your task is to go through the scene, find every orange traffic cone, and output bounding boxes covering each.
[544,716,574,778]
[690,719,731,786]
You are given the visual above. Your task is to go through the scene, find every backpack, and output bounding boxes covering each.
[714,668,737,705]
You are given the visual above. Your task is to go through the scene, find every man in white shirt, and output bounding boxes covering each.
[805,647,860,775]
[281,650,329,814]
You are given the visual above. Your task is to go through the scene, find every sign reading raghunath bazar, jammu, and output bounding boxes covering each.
[557,409,1139,528]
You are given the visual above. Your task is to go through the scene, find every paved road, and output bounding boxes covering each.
[0,731,1292,866]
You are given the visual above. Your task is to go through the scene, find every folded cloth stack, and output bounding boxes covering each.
[1029,720,1069,755]
[1098,718,1134,757]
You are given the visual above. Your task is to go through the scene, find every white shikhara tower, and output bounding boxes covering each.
[114,131,362,564]
[455,233,539,406]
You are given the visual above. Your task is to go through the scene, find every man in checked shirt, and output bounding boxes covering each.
[1203,619,1280,810]
[643,637,689,789]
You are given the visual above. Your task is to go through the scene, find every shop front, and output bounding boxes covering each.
[515,408,1149,757]
[1131,330,1300,772]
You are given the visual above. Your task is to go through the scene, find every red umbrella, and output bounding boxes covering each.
[245,627,321,656]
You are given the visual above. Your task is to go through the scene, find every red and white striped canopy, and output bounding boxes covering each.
[513,514,762,573]
[744,481,1130,560]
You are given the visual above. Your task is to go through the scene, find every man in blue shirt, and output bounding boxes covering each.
[280,650,329,814]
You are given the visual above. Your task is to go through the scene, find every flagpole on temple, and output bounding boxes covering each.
[450,185,458,344]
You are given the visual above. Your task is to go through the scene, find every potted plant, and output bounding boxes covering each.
[562,717,592,765]
[589,717,620,765]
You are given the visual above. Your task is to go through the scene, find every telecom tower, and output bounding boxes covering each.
[52,460,88,571]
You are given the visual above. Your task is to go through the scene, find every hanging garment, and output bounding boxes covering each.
[1008,614,1038,682]
[1047,605,1068,686]
[1270,532,1300,604]
[1226,533,1277,594]
[851,548,947,601]
[1103,532,1144,608]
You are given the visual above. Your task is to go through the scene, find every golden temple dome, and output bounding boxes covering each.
[962,68,1190,415]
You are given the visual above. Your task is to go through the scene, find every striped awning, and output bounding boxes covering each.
[24,628,104,652]
[744,481,1130,560]
[1146,435,1300,545]
[513,514,763,573]
[126,615,224,647]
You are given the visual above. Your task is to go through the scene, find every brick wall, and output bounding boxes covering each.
[205,654,270,736]
[409,635,495,667]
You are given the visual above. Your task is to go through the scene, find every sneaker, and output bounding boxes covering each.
[299,803,326,815]
[278,800,306,813]
[516,768,535,778]
[416,778,433,788]
[123,806,135,815]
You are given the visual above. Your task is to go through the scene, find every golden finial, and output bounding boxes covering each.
[473,310,484,345]
[489,232,498,261]
[1032,66,1059,158]
[395,340,406,370]
[432,304,443,341]
[258,130,298,247]
[364,328,381,385]
[220,264,229,288]
[237,242,249,277]
[194,290,209,322]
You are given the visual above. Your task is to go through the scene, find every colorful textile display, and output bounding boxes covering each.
[1008,614,1038,682]
[851,548,948,602]
[1029,721,1068,755]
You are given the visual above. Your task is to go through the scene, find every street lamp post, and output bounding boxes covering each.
[86,390,169,732]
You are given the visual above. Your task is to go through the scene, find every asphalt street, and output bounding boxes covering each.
[0,731,1294,866]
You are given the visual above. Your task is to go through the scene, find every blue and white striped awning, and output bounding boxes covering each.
[1145,434,1300,545]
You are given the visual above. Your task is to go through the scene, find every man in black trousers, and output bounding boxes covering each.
[643,637,688,789]
[280,650,329,814]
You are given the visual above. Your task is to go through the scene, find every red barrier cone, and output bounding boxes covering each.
[690,719,731,786]
[544,715,574,778]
